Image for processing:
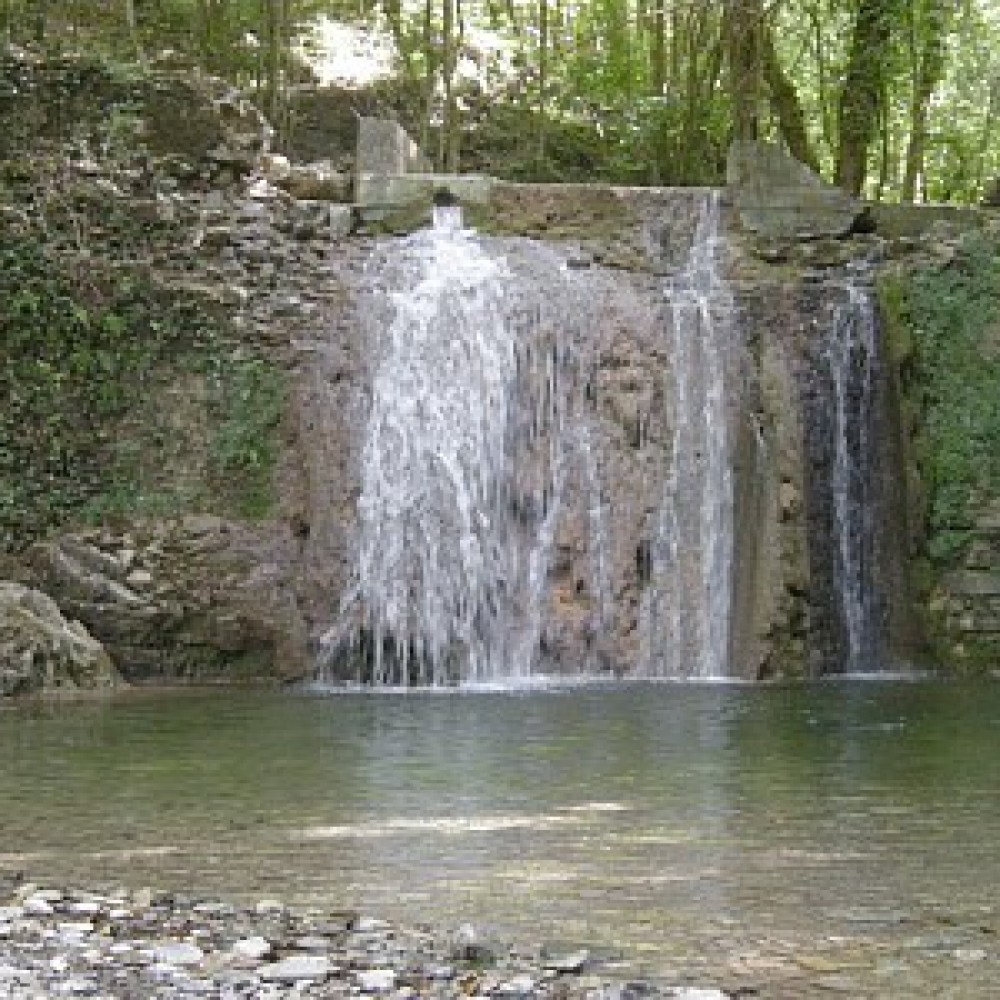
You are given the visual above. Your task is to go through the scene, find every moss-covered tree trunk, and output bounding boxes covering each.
[727,0,762,140]
[761,20,819,172]
[902,0,948,203]
[835,0,901,195]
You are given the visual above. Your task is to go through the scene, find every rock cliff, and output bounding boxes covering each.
[2,53,997,688]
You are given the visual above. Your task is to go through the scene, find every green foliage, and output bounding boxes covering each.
[884,232,1000,564]
[208,356,286,519]
[0,233,218,550]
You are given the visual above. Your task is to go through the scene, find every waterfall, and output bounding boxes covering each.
[319,206,572,685]
[319,193,739,686]
[642,193,735,679]
[826,281,879,673]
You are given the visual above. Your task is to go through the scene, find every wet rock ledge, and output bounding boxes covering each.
[0,882,728,1000]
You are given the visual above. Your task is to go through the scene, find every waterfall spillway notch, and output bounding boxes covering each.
[319,194,740,686]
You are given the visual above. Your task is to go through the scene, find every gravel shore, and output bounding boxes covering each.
[0,881,729,999]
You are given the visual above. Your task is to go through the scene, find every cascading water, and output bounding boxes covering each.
[825,280,880,673]
[642,193,735,679]
[319,192,740,686]
[319,206,573,685]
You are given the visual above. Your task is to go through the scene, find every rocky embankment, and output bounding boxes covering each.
[0,883,727,1000]
[0,47,363,691]
[0,582,119,696]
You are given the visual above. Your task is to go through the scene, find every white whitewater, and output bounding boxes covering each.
[321,206,570,685]
[642,193,735,679]
[826,282,878,673]
[321,195,738,685]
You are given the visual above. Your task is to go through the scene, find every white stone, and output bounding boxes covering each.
[330,205,352,240]
[668,990,730,1000]
[132,888,154,909]
[497,974,536,995]
[424,964,455,980]
[355,916,390,932]
[355,968,396,992]
[231,936,272,962]
[259,955,332,982]
[953,948,988,962]
[151,942,205,966]
[544,950,590,973]
[255,899,285,914]
[58,921,94,935]
[23,895,54,915]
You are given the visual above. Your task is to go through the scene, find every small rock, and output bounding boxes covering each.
[424,964,455,980]
[355,968,396,992]
[126,569,153,588]
[355,916,390,932]
[500,974,539,996]
[667,990,729,1000]
[132,888,155,909]
[953,947,988,962]
[231,936,272,962]
[23,895,55,915]
[292,935,331,951]
[151,942,205,966]
[57,920,94,936]
[255,899,285,914]
[544,950,590,973]
[57,977,99,995]
[259,955,332,982]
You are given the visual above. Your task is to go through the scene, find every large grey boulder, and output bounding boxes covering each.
[0,581,118,696]
[727,140,862,239]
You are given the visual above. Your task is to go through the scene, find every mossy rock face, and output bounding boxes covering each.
[877,229,1000,671]
[0,228,286,552]
[0,49,270,175]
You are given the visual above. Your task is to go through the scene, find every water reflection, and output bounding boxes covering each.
[2,680,998,995]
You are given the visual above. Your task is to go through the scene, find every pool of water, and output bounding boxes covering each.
[2,679,998,996]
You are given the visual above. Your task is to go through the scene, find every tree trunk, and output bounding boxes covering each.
[760,19,819,171]
[538,0,548,161]
[902,1,947,203]
[421,0,435,155]
[440,0,458,171]
[727,0,762,141]
[651,0,664,95]
[264,0,282,129]
[835,0,900,196]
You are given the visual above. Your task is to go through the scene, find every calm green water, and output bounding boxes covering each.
[2,680,999,996]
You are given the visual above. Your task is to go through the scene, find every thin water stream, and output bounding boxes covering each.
[2,681,998,996]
